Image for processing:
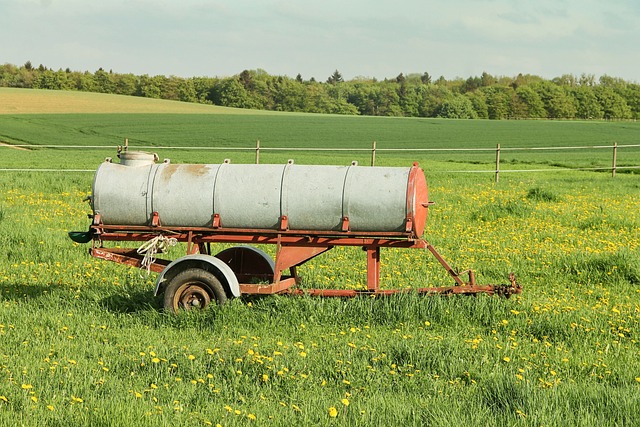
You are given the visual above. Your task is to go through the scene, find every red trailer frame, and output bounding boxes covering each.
[84,211,521,310]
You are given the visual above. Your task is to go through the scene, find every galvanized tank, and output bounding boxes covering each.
[92,152,429,236]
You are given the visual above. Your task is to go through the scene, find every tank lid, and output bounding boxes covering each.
[117,150,158,167]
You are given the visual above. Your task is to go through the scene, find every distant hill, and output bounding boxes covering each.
[0,88,274,115]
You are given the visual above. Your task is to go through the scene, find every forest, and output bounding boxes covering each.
[1,61,638,120]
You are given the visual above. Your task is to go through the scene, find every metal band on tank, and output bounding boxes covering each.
[341,163,357,230]
[279,160,295,224]
[147,163,162,225]
[91,161,106,216]
[212,161,228,227]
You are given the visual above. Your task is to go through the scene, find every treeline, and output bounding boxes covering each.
[1,62,639,120]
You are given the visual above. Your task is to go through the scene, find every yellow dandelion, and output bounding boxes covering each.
[21,384,33,390]
[151,357,160,363]
[503,357,511,363]
[0,396,8,403]
[261,374,269,382]
[188,354,196,361]
[341,398,350,406]
[46,405,54,411]
[247,413,257,420]
[328,406,338,417]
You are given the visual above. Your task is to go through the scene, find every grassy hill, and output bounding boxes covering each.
[0,87,276,115]
[1,88,638,173]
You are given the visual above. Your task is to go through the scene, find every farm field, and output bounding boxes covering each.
[0,89,639,426]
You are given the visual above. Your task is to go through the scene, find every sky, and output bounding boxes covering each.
[2,0,640,82]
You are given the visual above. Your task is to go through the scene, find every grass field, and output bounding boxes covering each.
[0,89,639,426]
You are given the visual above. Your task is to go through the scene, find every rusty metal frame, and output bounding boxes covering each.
[87,215,521,298]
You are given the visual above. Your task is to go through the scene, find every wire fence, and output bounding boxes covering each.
[1,141,639,181]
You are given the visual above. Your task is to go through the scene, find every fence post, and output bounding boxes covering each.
[612,142,617,178]
[255,139,260,164]
[371,141,377,166]
[495,143,501,183]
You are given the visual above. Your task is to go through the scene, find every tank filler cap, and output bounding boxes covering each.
[117,150,159,167]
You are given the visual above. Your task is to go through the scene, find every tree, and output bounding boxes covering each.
[137,74,162,99]
[461,76,482,93]
[571,86,603,119]
[466,91,488,119]
[594,86,632,120]
[94,68,115,93]
[326,70,343,85]
[482,86,511,119]
[533,81,576,119]
[515,86,546,118]
[436,94,478,119]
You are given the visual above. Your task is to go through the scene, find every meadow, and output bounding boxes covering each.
[0,89,639,426]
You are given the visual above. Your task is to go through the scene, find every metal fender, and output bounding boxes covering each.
[154,254,240,298]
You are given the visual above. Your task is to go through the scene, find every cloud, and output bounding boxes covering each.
[1,0,639,81]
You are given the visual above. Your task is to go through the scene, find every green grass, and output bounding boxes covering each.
[0,90,639,426]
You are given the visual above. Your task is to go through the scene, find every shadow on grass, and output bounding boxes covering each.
[99,290,162,313]
[0,280,163,314]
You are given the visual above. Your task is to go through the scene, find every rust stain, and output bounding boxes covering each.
[159,164,212,182]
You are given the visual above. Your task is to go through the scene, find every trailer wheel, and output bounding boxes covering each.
[163,268,228,312]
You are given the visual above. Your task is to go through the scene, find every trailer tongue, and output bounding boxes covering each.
[71,149,521,312]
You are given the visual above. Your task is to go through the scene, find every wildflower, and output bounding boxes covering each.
[261,374,269,383]
[328,406,338,417]
[46,405,54,411]
[503,357,511,363]
[151,357,160,363]
[341,398,350,406]
[21,384,33,390]
[0,396,7,403]
[247,413,257,420]
[188,354,196,361]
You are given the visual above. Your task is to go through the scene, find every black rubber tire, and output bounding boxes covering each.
[163,268,228,313]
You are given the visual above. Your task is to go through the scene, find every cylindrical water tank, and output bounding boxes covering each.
[92,153,429,237]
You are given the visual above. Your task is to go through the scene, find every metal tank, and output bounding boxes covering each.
[92,151,429,237]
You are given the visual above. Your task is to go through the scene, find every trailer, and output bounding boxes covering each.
[69,148,521,312]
